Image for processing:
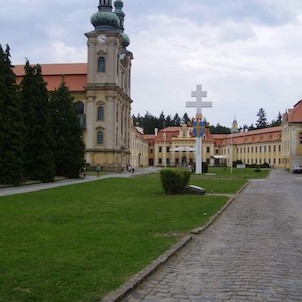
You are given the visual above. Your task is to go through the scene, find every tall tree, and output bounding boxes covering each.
[270,111,282,127]
[182,112,190,125]
[165,114,173,127]
[172,113,181,126]
[20,61,55,182]
[0,45,24,184]
[256,108,268,129]
[49,80,85,177]
[159,111,165,128]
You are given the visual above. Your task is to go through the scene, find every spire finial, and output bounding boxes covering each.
[98,0,113,12]
[114,0,125,32]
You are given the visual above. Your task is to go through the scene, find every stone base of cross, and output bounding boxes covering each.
[186,84,213,174]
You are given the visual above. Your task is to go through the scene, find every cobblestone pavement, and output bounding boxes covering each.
[122,169,302,302]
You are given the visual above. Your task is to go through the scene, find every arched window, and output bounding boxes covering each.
[75,101,84,114]
[97,130,104,144]
[97,106,104,121]
[98,57,105,72]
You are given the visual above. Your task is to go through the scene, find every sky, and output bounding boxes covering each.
[1,0,302,128]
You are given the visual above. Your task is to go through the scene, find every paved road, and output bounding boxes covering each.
[0,167,159,197]
[122,169,302,302]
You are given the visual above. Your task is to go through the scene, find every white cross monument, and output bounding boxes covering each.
[186,84,213,174]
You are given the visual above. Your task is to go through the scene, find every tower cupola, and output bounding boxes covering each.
[113,0,130,48]
[91,0,120,30]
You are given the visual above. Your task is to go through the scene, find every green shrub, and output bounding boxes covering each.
[260,162,270,168]
[160,168,191,194]
[202,162,209,173]
[233,160,243,167]
[254,167,261,172]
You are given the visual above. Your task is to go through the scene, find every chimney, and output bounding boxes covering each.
[155,128,158,136]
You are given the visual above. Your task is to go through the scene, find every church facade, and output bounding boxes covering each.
[14,0,302,172]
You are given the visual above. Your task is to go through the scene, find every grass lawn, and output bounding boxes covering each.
[0,170,265,302]
[206,166,270,179]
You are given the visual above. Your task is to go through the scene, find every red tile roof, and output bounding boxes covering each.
[14,63,87,92]
[214,126,282,146]
[288,100,302,123]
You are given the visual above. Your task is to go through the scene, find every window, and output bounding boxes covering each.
[97,130,103,144]
[75,101,84,114]
[159,147,162,153]
[98,57,105,72]
[167,147,170,152]
[300,132,302,144]
[159,158,162,164]
[207,147,210,153]
[97,106,104,121]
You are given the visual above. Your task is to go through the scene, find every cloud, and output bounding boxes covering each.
[130,6,302,126]
[2,0,302,127]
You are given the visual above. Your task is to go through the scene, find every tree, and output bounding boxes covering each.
[165,114,172,127]
[270,111,282,127]
[256,108,268,129]
[159,111,165,128]
[142,111,159,134]
[20,61,55,182]
[209,123,231,134]
[49,80,85,177]
[0,45,24,184]
[182,112,190,124]
[172,113,181,126]
[248,124,256,130]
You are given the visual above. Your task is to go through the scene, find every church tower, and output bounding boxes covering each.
[84,0,133,171]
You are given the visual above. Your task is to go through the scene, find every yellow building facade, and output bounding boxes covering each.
[145,102,302,172]
[282,100,302,171]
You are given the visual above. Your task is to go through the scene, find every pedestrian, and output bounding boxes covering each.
[96,164,101,177]
[79,166,86,179]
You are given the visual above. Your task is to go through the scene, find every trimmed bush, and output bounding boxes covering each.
[202,162,209,174]
[233,160,243,167]
[260,162,270,168]
[160,168,191,195]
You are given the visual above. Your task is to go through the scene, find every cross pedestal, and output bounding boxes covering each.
[186,84,213,174]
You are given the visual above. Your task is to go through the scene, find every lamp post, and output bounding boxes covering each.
[230,117,239,174]
[163,121,167,168]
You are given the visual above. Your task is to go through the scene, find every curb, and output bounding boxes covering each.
[100,235,192,302]
[191,179,251,234]
[100,179,251,302]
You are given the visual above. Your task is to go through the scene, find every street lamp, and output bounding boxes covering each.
[163,121,167,168]
[230,117,239,174]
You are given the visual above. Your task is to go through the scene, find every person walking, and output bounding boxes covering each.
[96,164,101,177]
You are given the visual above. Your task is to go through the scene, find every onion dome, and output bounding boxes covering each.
[114,0,125,31]
[121,33,130,48]
[91,0,120,30]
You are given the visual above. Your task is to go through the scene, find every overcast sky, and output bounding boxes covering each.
[1,0,302,128]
